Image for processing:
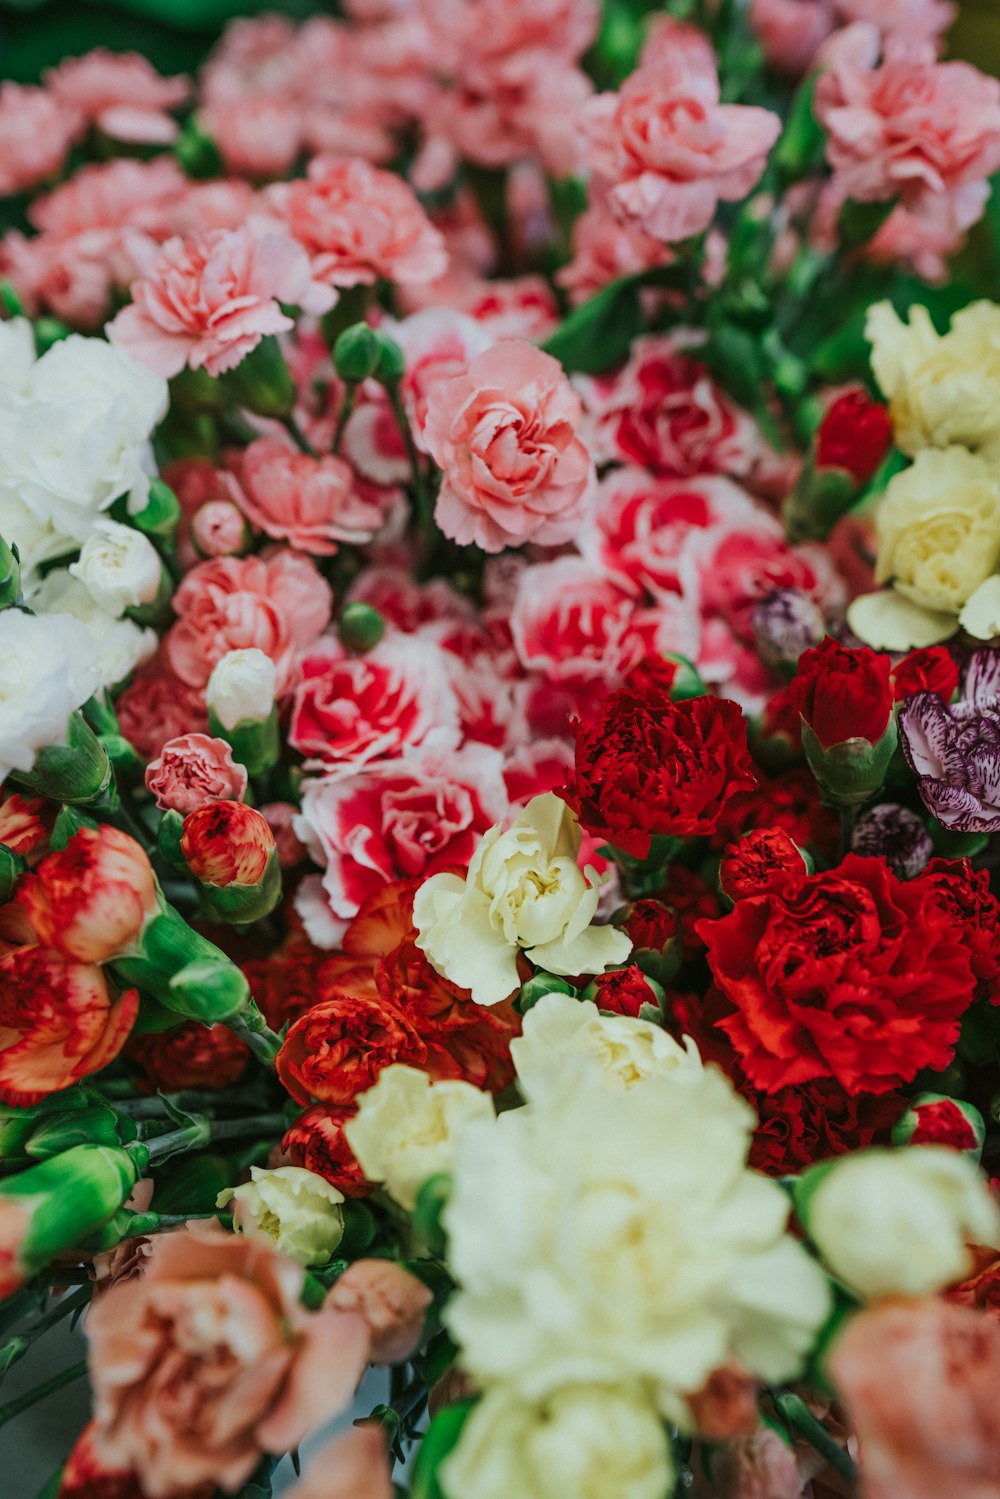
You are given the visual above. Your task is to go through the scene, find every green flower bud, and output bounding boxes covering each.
[25,1106,134,1160]
[222,335,296,417]
[131,479,181,544]
[892,1093,986,1159]
[0,536,21,610]
[0,281,23,318]
[333,323,381,383]
[192,844,282,925]
[515,972,577,1015]
[373,332,406,387]
[173,119,223,179]
[800,717,898,807]
[34,318,70,355]
[113,904,251,1025]
[0,1144,140,1291]
[338,602,385,653]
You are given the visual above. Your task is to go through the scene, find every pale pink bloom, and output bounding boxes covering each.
[868,181,989,281]
[265,157,447,292]
[749,0,836,74]
[503,737,574,808]
[693,1425,808,1499]
[326,1259,432,1365]
[166,179,259,237]
[229,438,383,555]
[830,1298,1000,1499]
[85,1223,370,1499]
[145,733,248,816]
[260,802,307,868]
[29,157,187,238]
[435,0,599,83]
[287,1428,392,1499]
[115,662,209,760]
[510,555,656,683]
[585,29,781,243]
[558,199,675,305]
[638,12,722,74]
[381,308,493,451]
[295,736,507,927]
[686,1365,760,1442]
[90,1180,155,1291]
[190,498,250,559]
[456,275,560,341]
[815,30,1000,212]
[107,225,335,379]
[0,83,80,197]
[0,231,117,331]
[44,49,189,145]
[201,95,304,180]
[346,564,475,633]
[835,0,956,45]
[200,14,303,105]
[424,341,595,553]
[166,551,333,700]
[289,633,459,768]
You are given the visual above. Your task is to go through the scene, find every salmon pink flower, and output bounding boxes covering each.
[145,733,248,816]
[228,437,383,555]
[181,801,276,888]
[17,825,158,964]
[44,49,189,146]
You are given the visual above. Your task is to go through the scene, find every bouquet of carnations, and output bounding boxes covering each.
[3,0,1000,1495]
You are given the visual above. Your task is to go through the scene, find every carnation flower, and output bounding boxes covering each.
[719,828,810,901]
[44,49,189,146]
[228,437,383,555]
[814,388,893,482]
[69,518,162,616]
[563,684,757,858]
[181,801,276,887]
[0,611,101,785]
[285,1429,391,1499]
[900,649,1000,833]
[18,825,158,965]
[282,1104,372,1197]
[218,1165,345,1265]
[276,992,428,1107]
[145,733,248,816]
[786,636,894,749]
[125,1020,249,1094]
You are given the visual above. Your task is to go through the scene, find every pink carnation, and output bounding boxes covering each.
[0,83,81,198]
[558,199,675,305]
[165,551,332,700]
[836,0,956,45]
[145,733,249,816]
[815,30,1000,212]
[264,157,448,291]
[749,0,836,74]
[424,340,595,553]
[228,438,383,555]
[29,156,186,238]
[201,95,304,181]
[107,225,335,378]
[585,23,781,243]
[114,662,208,761]
[44,49,189,146]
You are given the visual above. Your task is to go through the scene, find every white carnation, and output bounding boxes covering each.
[33,571,156,690]
[207,648,277,731]
[70,519,163,615]
[0,318,37,396]
[0,610,101,783]
[414,792,632,1006]
[217,1165,344,1266]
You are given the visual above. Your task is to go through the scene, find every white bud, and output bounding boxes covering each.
[207,648,276,731]
[217,1166,344,1265]
[69,519,162,615]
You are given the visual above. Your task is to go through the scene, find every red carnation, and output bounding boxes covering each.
[788,637,894,749]
[587,965,661,1018]
[815,389,893,484]
[282,1104,373,1196]
[908,1097,980,1151]
[698,853,977,1095]
[563,685,757,858]
[749,1080,903,1176]
[125,1019,249,1093]
[719,827,808,901]
[181,801,275,887]
[276,992,427,1107]
[916,857,1000,998]
[890,645,959,704]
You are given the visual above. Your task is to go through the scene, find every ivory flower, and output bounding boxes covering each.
[69,518,162,615]
[0,610,101,784]
[217,1165,344,1266]
[413,792,632,1007]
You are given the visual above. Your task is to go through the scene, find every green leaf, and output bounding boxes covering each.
[542,276,645,374]
[410,1401,475,1499]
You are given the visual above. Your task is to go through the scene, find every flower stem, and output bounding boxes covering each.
[0,1358,88,1429]
[228,1008,283,1068]
[332,385,357,453]
[0,1287,91,1383]
[773,1392,858,1483]
[283,413,318,457]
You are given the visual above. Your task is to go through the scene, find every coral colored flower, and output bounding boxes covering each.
[585,29,781,243]
[424,341,594,553]
[44,49,189,145]
[125,1020,249,1094]
[719,828,809,902]
[108,225,334,378]
[17,826,158,965]
[0,793,52,859]
[0,946,138,1107]
[282,1104,373,1197]
[228,438,383,555]
[84,1224,371,1499]
[286,1428,392,1499]
[276,993,427,1107]
[181,801,276,887]
[815,388,893,482]
[749,0,835,74]
[815,31,1000,213]
[265,156,447,290]
[327,1259,432,1364]
[699,853,978,1094]
[0,83,81,198]
[787,636,894,748]
[829,1299,1000,1499]
[564,685,758,859]
[145,733,248,816]
[114,661,208,761]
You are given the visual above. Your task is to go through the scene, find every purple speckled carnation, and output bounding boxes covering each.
[900,650,1000,833]
[752,588,825,671]
[852,802,933,879]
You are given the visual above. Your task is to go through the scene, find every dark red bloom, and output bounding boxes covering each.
[891,646,959,705]
[281,1103,373,1196]
[722,766,840,863]
[125,1020,248,1093]
[815,389,893,483]
[657,864,720,958]
[748,1080,903,1175]
[787,636,894,749]
[719,827,807,901]
[909,1097,980,1150]
[698,853,977,1094]
[621,653,679,699]
[917,857,1000,999]
[588,965,659,1018]
[563,685,757,858]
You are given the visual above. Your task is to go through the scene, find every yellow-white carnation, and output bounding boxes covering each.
[441,1384,674,1499]
[216,1165,344,1265]
[345,1064,494,1210]
[413,792,631,1007]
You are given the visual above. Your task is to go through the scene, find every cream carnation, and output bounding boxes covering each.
[345,1065,494,1211]
[442,1385,674,1499]
[511,991,702,1101]
[69,518,163,615]
[207,648,277,731]
[217,1166,344,1266]
[413,792,632,1007]
[801,1147,1000,1299]
[0,610,101,783]
[443,1059,831,1417]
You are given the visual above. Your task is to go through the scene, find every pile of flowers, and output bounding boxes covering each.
[3,1,1000,1495]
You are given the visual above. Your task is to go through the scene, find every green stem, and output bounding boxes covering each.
[774,1393,858,1484]
[0,1287,91,1381]
[141,1112,288,1165]
[332,384,357,453]
[228,1010,283,1068]
[839,804,856,858]
[283,413,318,457]
[0,1358,88,1429]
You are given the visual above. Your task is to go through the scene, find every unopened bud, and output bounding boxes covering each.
[892,1093,985,1159]
[0,536,21,610]
[15,711,111,806]
[338,602,385,653]
[333,323,381,383]
[181,802,281,923]
[753,589,824,672]
[851,803,932,881]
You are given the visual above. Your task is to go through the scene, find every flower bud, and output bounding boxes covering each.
[514,971,577,1015]
[581,965,665,1019]
[338,602,385,653]
[207,649,279,776]
[752,589,825,672]
[892,1093,986,1158]
[790,638,897,805]
[221,334,295,417]
[801,718,898,806]
[0,1143,139,1296]
[113,903,251,1024]
[218,1165,344,1265]
[333,323,381,383]
[612,899,682,987]
[69,519,163,617]
[851,803,932,880]
[795,1146,1000,1299]
[131,477,181,544]
[0,536,21,610]
[24,1105,133,1160]
[191,499,252,558]
[181,801,281,922]
[17,825,158,964]
[719,827,811,901]
[373,331,406,387]
[784,391,893,544]
[15,710,111,806]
